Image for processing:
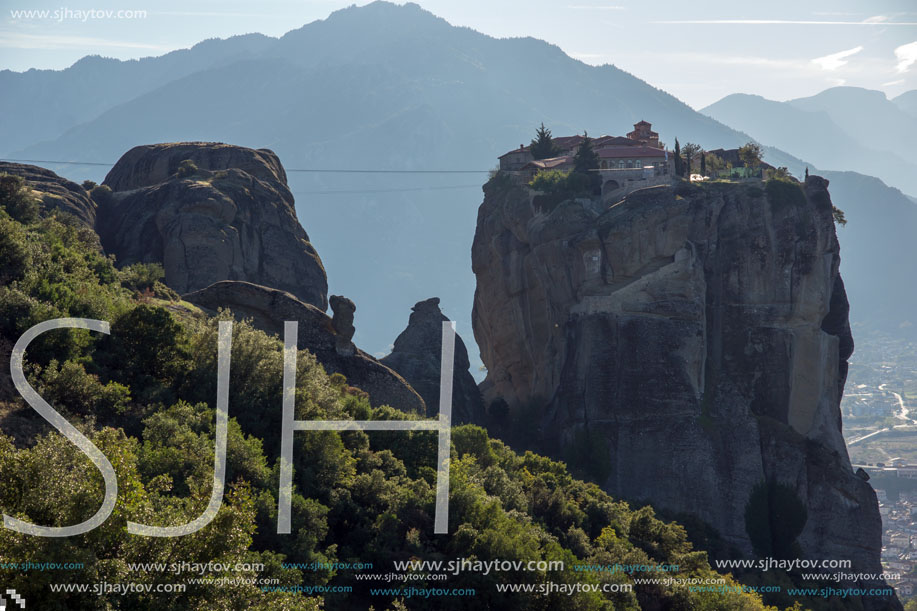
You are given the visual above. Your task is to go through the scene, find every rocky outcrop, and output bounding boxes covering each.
[330,295,357,357]
[102,142,288,192]
[381,298,485,423]
[0,161,96,226]
[183,280,425,414]
[472,174,896,609]
[96,142,328,309]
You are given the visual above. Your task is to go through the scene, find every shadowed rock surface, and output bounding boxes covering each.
[183,280,425,415]
[381,298,485,423]
[329,295,356,357]
[471,174,896,609]
[0,161,96,226]
[96,142,328,309]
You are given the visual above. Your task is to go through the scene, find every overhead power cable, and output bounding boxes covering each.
[0,157,491,174]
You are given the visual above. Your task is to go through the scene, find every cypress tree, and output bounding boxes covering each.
[674,139,683,177]
[530,123,559,160]
[573,131,601,194]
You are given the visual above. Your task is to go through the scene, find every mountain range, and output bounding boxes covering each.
[703,87,917,196]
[2,0,916,358]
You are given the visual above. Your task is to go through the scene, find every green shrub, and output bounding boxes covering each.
[119,262,165,290]
[0,217,30,284]
[35,359,131,416]
[176,159,199,178]
[118,262,180,300]
[89,183,113,207]
[96,305,190,402]
[0,174,39,223]
[529,169,571,193]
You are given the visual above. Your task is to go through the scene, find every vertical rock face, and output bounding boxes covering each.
[472,174,895,609]
[382,298,486,423]
[97,142,328,309]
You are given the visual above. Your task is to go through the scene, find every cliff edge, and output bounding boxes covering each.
[471,173,895,608]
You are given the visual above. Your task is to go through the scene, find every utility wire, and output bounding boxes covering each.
[2,158,113,167]
[294,184,481,195]
[1,157,491,174]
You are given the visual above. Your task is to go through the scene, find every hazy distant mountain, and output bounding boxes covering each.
[0,34,275,157]
[895,90,917,118]
[1,1,764,361]
[2,1,916,356]
[817,171,917,335]
[703,89,917,196]
[789,87,917,166]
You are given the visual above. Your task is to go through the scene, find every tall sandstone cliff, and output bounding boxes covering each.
[97,142,328,309]
[472,174,896,608]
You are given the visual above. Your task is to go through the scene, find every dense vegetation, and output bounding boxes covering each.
[0,175,787,609]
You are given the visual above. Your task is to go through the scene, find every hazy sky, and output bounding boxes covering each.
[2,0,916,108]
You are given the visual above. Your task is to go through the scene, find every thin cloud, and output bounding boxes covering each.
[154,11,274,18]
[895,40,917,73]
[812,46,863,71]
[0,32,170,50]
[565,5,626,10]
[883,78,906,86]
[652,18,917,25]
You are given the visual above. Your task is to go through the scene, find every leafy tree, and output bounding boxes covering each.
[89,183,114,207]
[704,152,727,175]
[0,217,30,284]
[99,304,190,399]
[0,173,39,224]
[682,142,702,176]
[530,122,559,160]
[738,142,763,172]
[35,359,131,417]
[833,206,847,227]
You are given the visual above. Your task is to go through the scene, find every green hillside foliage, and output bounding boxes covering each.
[0,176,780,609]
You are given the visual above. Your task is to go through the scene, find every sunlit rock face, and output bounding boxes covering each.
[98,142,328,309]
[472,174,896,610]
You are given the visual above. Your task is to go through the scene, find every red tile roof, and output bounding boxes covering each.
[594,136,638,148]
[552,135,585,150]
[498,146,529,158]
[597,146,666,158]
